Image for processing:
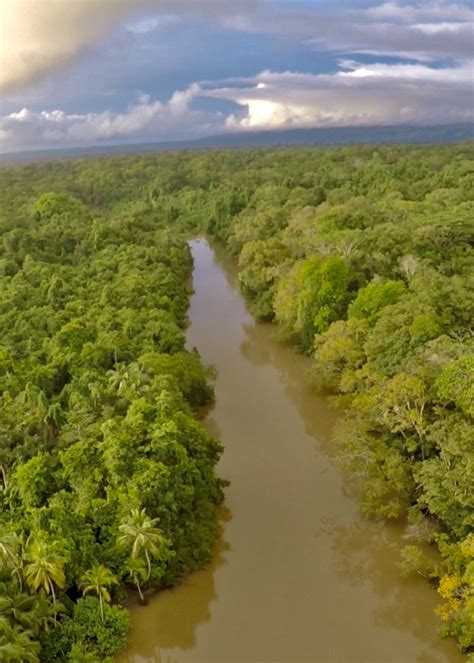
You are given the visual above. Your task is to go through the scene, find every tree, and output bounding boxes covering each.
[376,373,427,458]
[0,532,24,590]
[0,622,40,663]
[0,587,38,632]
[31,589,64,635]
[24,538,67,612]
[118,508,169,582]
[81,565,118,623]
[238,239,290,320]
[274,255,350,352]
[126,557,147,605]
[436,534,474,651]
[415,414,474,538]
[312,318,368,391]
[435,355,474,417]
[348,278,406,326]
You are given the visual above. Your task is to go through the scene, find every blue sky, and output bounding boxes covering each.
[0,1,472,152]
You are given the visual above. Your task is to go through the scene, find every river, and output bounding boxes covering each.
[118,238,463,663]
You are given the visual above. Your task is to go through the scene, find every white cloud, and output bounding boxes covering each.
[0,0,132,95]
[1,0,473,151]
[2,57,472,152]
[124,15,177,34]
[366,1,473,22]
[412,21,470,34]
[336,59,473,83]
[0,84,221,151]
[205,60,474,130]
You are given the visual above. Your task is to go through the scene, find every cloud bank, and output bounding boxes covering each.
[218,61,474,130]
[2,58,472,152]
[0,85,217,150]
[0,1,473,152]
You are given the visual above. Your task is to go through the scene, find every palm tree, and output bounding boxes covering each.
[81,564,118,623]
[0,531,24,589]
[31,589,65,635]
[107,363,150,397]
[0,463,7,490]
[43,402,63,444]
[24,538,67,614]
[0,621,40,663]
[106,364,128,391]
[0,586,38,632]
[0,532,21,565]
[118,508,166,581]
[126,557,148,605]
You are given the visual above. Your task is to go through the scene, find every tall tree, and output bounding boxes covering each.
[118,508,167,582]
[126,557,148,605]
[81,565,118,623]
[24,539,67,613]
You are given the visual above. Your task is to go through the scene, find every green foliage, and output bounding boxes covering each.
[1,141,473,655]
[335,416,415,519]
[118,508,171,583]
[311,318,368,391]
[348,278,406,325]
[275,255,350,352]
[239,239,290,319]
[415,414,474,539]
[0,621,40,663]
[40,597,130,662]
[33,192,87,223]
[435,534,474,651]
[81,565,118,623]
[24,537,67,603]
[436,356,474,417]
[0,175,224,659]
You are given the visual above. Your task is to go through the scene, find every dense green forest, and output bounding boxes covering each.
[0,186,226,661]
[1,143,473,660]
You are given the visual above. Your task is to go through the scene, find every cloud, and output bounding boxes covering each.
[205,60,474,130]
[0,0,130,95]
[0,0,258,95]
[226,1,474,62]
[2,56,472,152]
[125,15,179,34]
[3,1,472,99]
[0,85,219,151]
[307,17,474,62]
[1,0,473,151]
[366,1,473,22]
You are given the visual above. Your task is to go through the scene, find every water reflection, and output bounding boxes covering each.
[329,517,447,663]
[120,530,229,662]
[239,320,337,446]
[236,279,457,663]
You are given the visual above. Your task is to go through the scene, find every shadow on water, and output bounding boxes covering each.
[120,520,230,661]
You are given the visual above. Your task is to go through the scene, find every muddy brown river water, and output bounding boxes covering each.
[118,238,463,663]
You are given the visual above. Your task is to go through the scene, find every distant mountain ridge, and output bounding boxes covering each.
[1,123,473,164]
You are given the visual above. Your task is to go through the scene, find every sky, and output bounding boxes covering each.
[0,0,473,152]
